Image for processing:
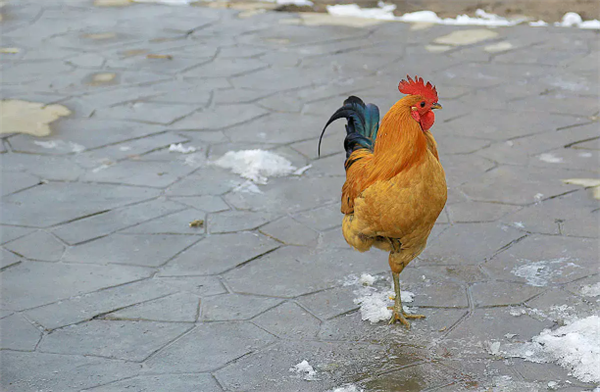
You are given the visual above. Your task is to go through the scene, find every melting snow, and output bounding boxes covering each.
[169,143,196,154]
[274,0,314,6]
[289,360,317,380]
[350,277,415,323]
[330,385,364,392]
[538,153,563,163]
[213,150,297,184]
[358,273,376,286]
[33,140,85,153]
[502,315,600,383]
[327,3,524,27]
[580,282,600,298]
[511,257,577,287]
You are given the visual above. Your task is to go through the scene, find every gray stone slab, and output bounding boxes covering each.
[145,322,276,373]
[64,233,200,268]
[500,190,599,238]
[169,104,269,131]
[85,374,222,392]
[160,232,279,276]
[24,279,176,330]
[156,276,227,297]
[0,248,22,270]
[0,314,41,351]
[363,362,467,392]
[1,172,41,196]
[419,223,524,265]
[39,320,192,362]
[525,288,598,324]
[224,176,343,215]
[225,113,325,145]
[4,230,65,262]
[1,262,151,311]
[292,204,343,232]
[1,182,159,228]
[0,226,33,245]
[207,210,275,233]
[215,340,389,392]
[1,153,86,181]
[297,285,358,320]
[0,351,141,392]
[471,281,544,307]
[201,294,282,321]
[106,292,200,322]
[482,235,598,287]
[224,246,389,298]
[121,209,206,235]
[169,195,230,213]
[95,102,199,125]
[80,160,198,188]
[165,167,242,196]
[52,199,183,245]
[260,216,319,246]
[254,301,321,339]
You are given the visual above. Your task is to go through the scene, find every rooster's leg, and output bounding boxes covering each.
[388,271,426,328]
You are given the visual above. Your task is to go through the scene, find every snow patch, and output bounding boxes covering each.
[289,360,317,381]
[132,0,192,5]
[169,143,196,154]
[502,316,600,383]
[511,257,577,287]
[213,150,296,184]
[33,140,85,153]
[538,153,563,163]
[580,282,600,298]
[358,273,376,286]
[327,3,524,27]
[293,164,312,176]
[330,385,364,392]
[529,20,548,27]
[351,278,415,324]
[556,12,600,29]
[275,0,314,6]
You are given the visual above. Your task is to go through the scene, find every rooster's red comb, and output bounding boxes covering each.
[398,75,438,101]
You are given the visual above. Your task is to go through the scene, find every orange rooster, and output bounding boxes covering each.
[319,76,447,328]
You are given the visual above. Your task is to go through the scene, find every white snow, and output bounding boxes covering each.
[327,4,600,30]
[293,164,312,176]
[169,143,197,154]
[503,316,600,383]
[33,140,85,153]
[132,0,193,5]
[580,282,600,298]
[358,273,376,286]
[327,3,523,27]
[534,193,544,202]
[511,257,576,287]
[538,153,563,163]
[352,280,415,324]
[213,150,296,184]
[488,341,501,355]
[289,360,317,381]
[275,0,314,6]
[330,385,364,392]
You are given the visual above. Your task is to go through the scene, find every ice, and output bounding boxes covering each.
[580,282,600,298]
[538,153,563,163]
[275,0,314,6]
[168,143,197,154]
[503,316,600,383]
[289,360,317,381]
[232,180,263,194]
[213,149,296,184]
[330,385,364,392]
[511,257,579,287]
[488,341,501,355]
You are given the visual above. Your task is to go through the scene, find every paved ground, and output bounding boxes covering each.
[1,1,599,391]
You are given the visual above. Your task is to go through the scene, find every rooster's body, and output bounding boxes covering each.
[320,76,447,327]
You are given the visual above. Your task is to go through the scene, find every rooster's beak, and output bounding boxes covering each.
[431,102,442,110]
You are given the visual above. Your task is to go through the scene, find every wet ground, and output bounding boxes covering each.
[1,1,599,391]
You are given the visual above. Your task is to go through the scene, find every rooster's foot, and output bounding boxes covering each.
[387,305,425,329]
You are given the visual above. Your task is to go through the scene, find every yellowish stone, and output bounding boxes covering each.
[425,44,452,53]
[434,29,498,46]
[0,100,71,137]
[82,32,117,40]
[484,41,513,53]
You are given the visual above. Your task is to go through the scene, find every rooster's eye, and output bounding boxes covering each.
[420,101,426,108]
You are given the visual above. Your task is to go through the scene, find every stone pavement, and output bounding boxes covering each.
[1,1,599,391]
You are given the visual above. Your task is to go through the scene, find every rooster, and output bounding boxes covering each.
[319,76,447,328]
